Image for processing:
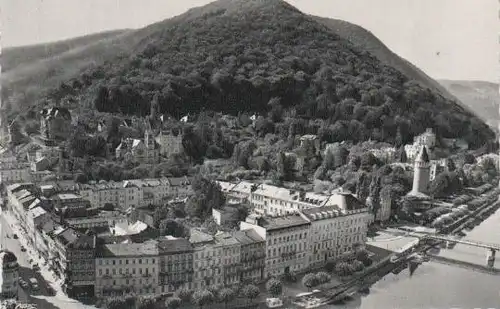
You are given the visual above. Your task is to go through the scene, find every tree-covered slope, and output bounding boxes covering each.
[2,0,495,148]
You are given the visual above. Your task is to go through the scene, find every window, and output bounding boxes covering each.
[126,260,129,265]
[139,259,142,264]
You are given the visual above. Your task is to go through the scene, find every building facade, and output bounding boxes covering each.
[155,130,183,157]
[95,241,159,298]
[158,238,193,293]
[189,229,223,289]
[241,214,311,278]
[233,229,265,283]
[300,205,370,269]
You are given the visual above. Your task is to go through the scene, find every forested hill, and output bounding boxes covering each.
[313,17,463,107]
[2,0,495,148]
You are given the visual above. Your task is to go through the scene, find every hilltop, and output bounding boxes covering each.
[439,80,499,127]
[1,0,494,148]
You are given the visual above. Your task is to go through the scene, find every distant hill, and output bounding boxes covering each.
[0,0,494,148]
[439,80,499,127]
[2,30,130,72]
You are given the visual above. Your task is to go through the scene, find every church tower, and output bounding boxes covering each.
[412,145,431,194]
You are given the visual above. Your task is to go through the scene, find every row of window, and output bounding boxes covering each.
[98,258,155,266]
[267,233,308,245]
[99,267,155,276]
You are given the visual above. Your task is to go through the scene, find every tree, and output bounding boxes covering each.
[159,218,187,237]
[174,287,193,304]
[316,272,331,284]
[265,278,283,297]
[351,260,365,272]
[105,297,127,309]
[165,297,181,309]
[136,296,156,309]
[218,288,236,309]
[301,273,319,291]
[186,175,226,219]
[191,289,214,309]
[242,284,260,304]
[335,262,353,277]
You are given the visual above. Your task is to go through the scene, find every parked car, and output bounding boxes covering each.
[20,246,26,252]
[13,234,18,239]
[29,278,39,290]
[19,278,28,289]
[32,264,40,272]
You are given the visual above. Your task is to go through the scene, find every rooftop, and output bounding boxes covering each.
[253,184,330,206]
[259,214,310,231]
[29,206,47,219]
[189,229,214,244]
[415,145,430,162]
[324,193,368,212]
[98,240,158,257]
[57,193,82,200]
[158,238,193,254]
[233,229,265,245]
[301,205,344,221]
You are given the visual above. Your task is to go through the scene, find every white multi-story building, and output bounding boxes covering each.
[217,180,255,204]
[78,180,143,210]
[300,202,371,268]
[95,241,159,298]
[240,214,311,278]
[65,211,127,230]
[250,184,333,216]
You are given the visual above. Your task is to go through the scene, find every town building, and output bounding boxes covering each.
[95,241,159,298]
[233,229,265,283]
[212,207,239,226]
[300,203,371,269]
[430,159,448,181]
[64,211,127,230]
[63,234,97,298]
[250,184,333,216]
[240,214,311,278]
[0,251,18,300]
[0,162,32,185]
[411,146,431,196]
[51,193,91,211]
[158,237,194,293]
[404,128,436,162]
[78,180,143,210]
[214,232,241,286]
[155,129,183,157]
[40,107,72,144]
[189,229,223,289]
[115,127,160,164]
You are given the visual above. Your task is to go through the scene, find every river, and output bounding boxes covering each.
[332,204,500,309]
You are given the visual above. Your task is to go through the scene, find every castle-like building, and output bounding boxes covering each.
[115,127,160,164]
[40,107,72,145]
[411,145,431,195]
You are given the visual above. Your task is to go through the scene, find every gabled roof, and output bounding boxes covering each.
[233,229,265,245]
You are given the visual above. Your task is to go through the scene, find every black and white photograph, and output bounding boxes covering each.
[0,1,498,308]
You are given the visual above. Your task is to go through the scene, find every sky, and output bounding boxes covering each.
[1,0,497,82]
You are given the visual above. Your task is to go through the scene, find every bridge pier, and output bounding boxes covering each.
[486,249,496,268]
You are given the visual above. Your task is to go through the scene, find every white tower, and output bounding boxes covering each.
[412,145,431,194]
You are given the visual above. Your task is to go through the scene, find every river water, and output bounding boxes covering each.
[332,206,500,309]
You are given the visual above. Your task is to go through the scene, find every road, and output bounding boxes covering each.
[0,208,95,309]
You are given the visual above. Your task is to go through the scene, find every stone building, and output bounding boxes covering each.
[155,129,183,157]
[411,146,431,195]
[115,127,160,164]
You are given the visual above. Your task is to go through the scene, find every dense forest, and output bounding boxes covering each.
[21,0,496,147]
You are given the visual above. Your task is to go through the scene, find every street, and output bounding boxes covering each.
[0,208,95,309]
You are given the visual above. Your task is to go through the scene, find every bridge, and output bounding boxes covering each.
[387,228,500,267]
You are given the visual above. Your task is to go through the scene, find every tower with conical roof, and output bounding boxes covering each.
[411,145,430,194]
